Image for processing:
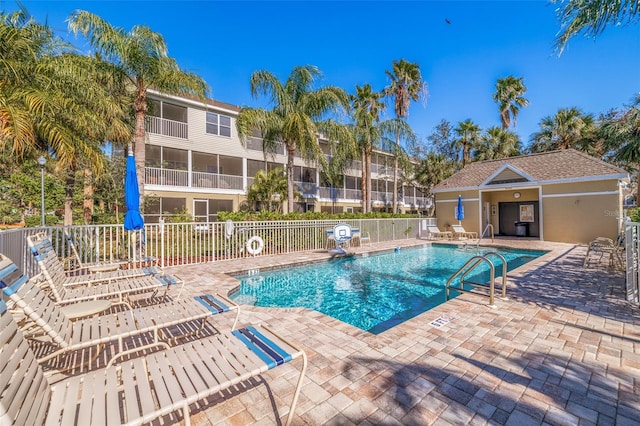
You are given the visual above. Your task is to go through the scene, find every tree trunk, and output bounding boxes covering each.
[361,149,367,213]
[134,89,148,212]
[366,149,372,213]
[64,168,75,226]
[392,128,400,214]
[462,140,468,167]
[636,166,639,207]
[286,143,295,214]
[83,168,93,224]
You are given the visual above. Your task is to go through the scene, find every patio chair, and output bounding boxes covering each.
[0,253,239,368]
[30,232,160,286]
[583,236,625,269]
[28,235,184,309]
[0,298,306,426]
[451,225,478,240]
[426,225,453,240]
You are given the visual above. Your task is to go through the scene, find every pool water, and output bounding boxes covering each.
[230,245,546,334]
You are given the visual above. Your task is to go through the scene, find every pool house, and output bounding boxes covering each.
[431,149,629,244]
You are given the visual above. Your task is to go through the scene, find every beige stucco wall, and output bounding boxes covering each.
[147,190,246,213]
[435,178,623,244]
[435,190,480,233]
[541,191,621,244]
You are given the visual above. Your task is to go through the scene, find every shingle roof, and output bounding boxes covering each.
[432,149,628,193]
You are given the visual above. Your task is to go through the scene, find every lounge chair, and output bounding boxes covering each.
[451,225,478,240]
[0,253,239,368]
[31,232,160,286]
[27,234,184,309]
[583,236,625,269]
[0,298,306,426]
[426,225,453,240]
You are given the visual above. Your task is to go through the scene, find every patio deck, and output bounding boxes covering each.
[142,237,638,426]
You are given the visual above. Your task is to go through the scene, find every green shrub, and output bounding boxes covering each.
[25,215,59,227]
[628,207,640,223]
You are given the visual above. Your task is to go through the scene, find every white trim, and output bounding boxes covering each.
[538,186,544,241]
[147,89,240,116]
[541,173,628,185]
[145,185,245,195]
[432,173,628,194]
[478,185,540,193]
[480,163,535,186]
[435,198,480,203]
[542,190,620,198]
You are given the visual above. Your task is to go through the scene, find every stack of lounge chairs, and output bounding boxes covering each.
[0,233,307,425]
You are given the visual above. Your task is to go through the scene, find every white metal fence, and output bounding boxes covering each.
[625,222,640,306]
[1,218,434,278]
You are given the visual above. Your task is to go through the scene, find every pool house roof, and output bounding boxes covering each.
[431,149,629,193]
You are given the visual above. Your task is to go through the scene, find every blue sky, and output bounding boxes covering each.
[11,0,640,150]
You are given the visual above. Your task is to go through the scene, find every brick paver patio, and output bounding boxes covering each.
[119,238,640,425]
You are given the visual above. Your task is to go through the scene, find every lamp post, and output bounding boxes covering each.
[38,156,46,227]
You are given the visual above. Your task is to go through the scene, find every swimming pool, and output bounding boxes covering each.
[230,245,546,334]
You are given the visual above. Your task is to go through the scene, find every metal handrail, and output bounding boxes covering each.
[482,251,508,299]
[446,255,496,307]
[476,224,495,247]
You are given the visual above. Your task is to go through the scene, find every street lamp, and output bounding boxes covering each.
[38,156,46,227]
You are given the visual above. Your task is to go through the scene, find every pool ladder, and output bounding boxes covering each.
[475,224,495,248]
[445,251,508,308]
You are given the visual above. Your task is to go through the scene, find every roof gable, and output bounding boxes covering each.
[432,149,629,193]
[481,164,534,186]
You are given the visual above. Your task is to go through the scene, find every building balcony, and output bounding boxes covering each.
[145,116,188,139]
[145,167,243,191]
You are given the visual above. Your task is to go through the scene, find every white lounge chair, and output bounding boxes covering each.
[31,232,160,286]
[0,253,239,368]
[0,298,306,426]
[451,225,478,240]
[28,234,184,309]
[426,226,453,240]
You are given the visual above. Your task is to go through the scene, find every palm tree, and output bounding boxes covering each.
[604,95,640,205]
[555,0,639,53]
[454,119,481,167]
[493,76,529,130]
[414,152,456,193]
[530,107,595,152]
[247,167,289,212]
[1,9,133,225]
[68,11,209,206]
[384,59,427,213]
[474,127,522,161]
[236,65,352,213]
[350,84,384,213]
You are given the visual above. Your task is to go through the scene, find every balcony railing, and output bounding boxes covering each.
[145,167,188,187]
[145,168,242,190]
[294,181,318,198]
[192,171,243,190]
[145,116,188,139]
[318,187,362,201]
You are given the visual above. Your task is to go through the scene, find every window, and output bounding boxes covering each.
[206,112,232,137]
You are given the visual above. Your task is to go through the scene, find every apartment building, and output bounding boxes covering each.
[143,91,431,222]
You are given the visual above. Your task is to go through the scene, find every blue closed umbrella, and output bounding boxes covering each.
[124,152,144,231]
[455,195,464,223]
